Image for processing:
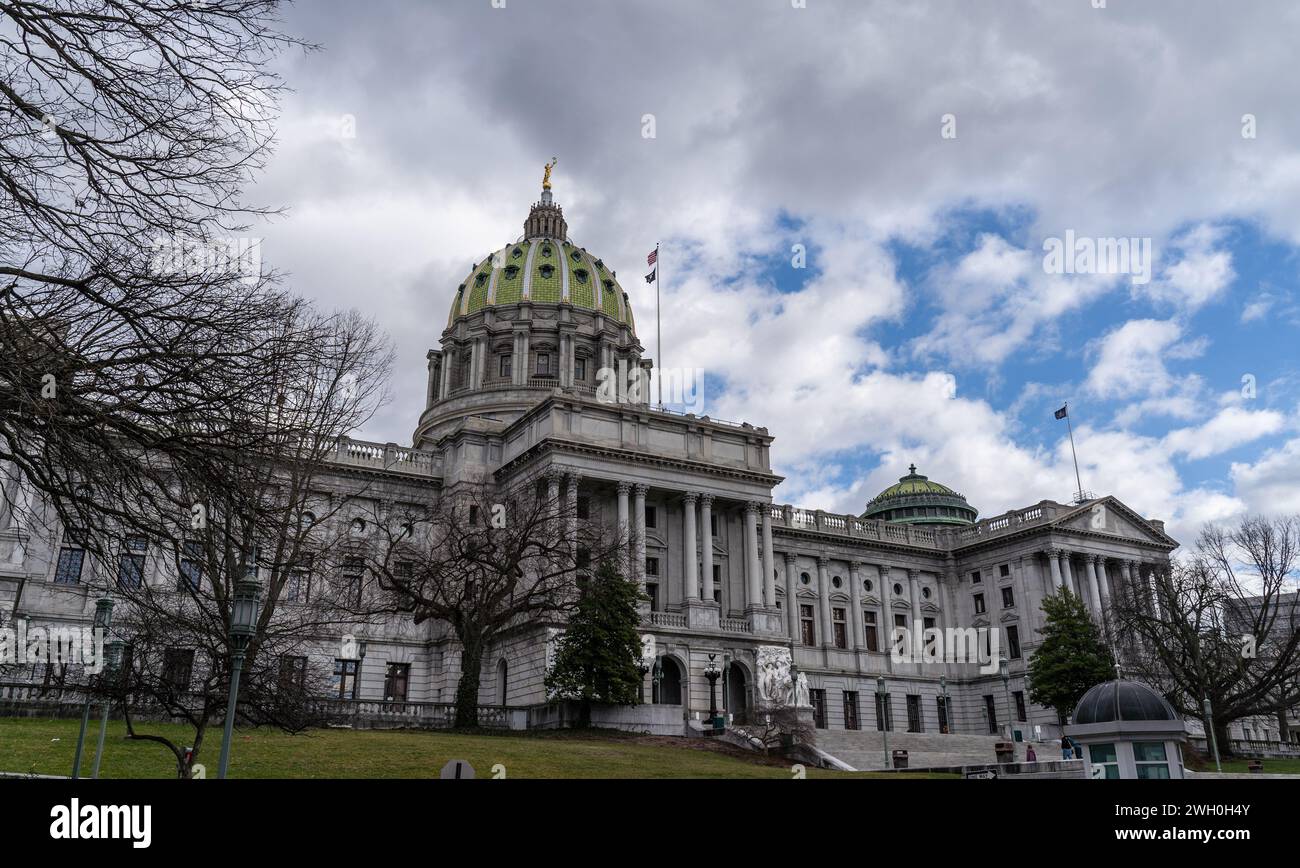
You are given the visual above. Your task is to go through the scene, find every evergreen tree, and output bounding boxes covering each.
[1027,588,1116,724]
[544,561,645,726]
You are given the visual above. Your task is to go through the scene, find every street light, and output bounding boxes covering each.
[1202,696,1222,773]
[939,675,952,735]
[91,639,125,779]
[704,654,721,726]
[218,577,262,779]
[998,655,1013,741]
[876,675,890,769]
[73,595,114,778]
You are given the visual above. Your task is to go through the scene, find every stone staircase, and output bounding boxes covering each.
[816,728,1034,771]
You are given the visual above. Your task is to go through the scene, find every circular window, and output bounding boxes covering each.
[350,518,366,536]
[299,511,316,528]
[922,587,931,599]
[800,572,811,585]
[893,582,903,596]
[864,579,873,593]
[832,575,842,589]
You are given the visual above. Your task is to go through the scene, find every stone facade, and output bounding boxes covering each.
[0,186,1180,744]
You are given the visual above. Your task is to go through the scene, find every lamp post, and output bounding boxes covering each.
[72,595,114,778]
[998,656,1013,741]
[1202,696,1222,773]
[91,639,125,779]
[704,654,721,725]
[876,675,890,769]
[940,675,952,735]
[636,658,650,704]
[218,577,262,779]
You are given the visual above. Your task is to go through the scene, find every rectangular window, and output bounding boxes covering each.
[342,556,364,607]
[843,691,860,730]
[333,658,360,700]
[971,570,981,584]
[1088,742,1121,779]
[875,693,893,731]
[863,611,879,652]
[574,357,586,381]
[832,607,847,649]
[937,696,949,733]
[54,547,85,585]
[710,513,718,535]
[1133,742,1170,779]
[645,505,657,529]
[907,694,924,732]
[1007,625,1022,659]
[384,663,411,702]
[179,540,203,591]
[973,593,986,615]
[646,557,659,577]
[984,694,998,734]
[1001,586,1015,608]
[535,353,550,376]
[499,354,512,378]
[999,564,1010,578]
[279,655,307,692]
[800,604,816,646]
[810,689,827,729]
[1014,690,1027,722]
[894,613,907,630]
[117,536,147,589]
[647,583,659,612]
[922,616,937,655]
[162,648,194,692]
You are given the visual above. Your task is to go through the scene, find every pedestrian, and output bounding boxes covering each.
[1060,735,1072,760]
[1025,743,1037,763]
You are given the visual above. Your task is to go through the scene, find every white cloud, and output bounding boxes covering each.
[1142,224,1235,311]
[1162,406,1286,460]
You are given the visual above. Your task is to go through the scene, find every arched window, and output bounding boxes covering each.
[496,659,508,706]
[350,518,366,537]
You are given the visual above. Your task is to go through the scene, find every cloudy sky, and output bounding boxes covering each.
[251,0,1300,545]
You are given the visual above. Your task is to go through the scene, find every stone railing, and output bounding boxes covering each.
[720,618,751,634]
[954,503,1059,544]
[308,698,517,730]
[648,611,687,628]
[770,500,1066,551]
[330,437,440,477]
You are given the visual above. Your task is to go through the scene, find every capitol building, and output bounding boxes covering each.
[0,178,1181,763]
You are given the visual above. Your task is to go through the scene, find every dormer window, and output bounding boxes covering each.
[539,264,555,279]
[602,279,615,292]
[573,268,589,283]
[541,245,552,257]
[511,246,522,259]
[570,250,582,263]
[474,272,487,287]
[504,264,519,280]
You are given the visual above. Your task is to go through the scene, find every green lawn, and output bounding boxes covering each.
[0,717,953,779]
[1212,757,1300,775]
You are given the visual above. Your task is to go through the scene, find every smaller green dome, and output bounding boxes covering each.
[862,465,978,527]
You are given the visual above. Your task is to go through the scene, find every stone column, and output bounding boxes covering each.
[908,569,922,659]
[1061,552,1078,598]
[440,346,453,395]
[546,471,561,522]
[1098,559,1113,608]
[1047,549,1064,589]
[633,484,648,589]
[682,492,698,600]
[1120,559,1135,609]
[1085,555,1103,618]
[699,495,714,602]
[743,502,762,609]
[760,506,776,608]
[816,556,832,648]
[565,473,580,560]
[616,482,631,581]
[784,552,799,643]
[849,562,865,648]
[879,565,893,640]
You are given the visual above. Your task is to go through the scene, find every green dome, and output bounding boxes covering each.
[861,465,979,527]
[446,191,635,332]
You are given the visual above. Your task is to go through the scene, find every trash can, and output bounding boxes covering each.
[892,749,909,769]
[994,741,1015,764]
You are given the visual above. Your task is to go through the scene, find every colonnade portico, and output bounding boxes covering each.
[1039,548,1168,625]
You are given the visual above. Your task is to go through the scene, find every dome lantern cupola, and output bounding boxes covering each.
[861,464,979,527]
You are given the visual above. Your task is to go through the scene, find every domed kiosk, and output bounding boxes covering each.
[1064,680,1187,779]
[860,465,978,527]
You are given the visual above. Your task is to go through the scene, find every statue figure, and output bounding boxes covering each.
[756,646,793,704]
[542,157,557,190]
[795,672,811,708]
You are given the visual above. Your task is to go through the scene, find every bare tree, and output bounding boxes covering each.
[0,1,316,565]
[363,480,622,728]
[88,308,391,778]
[1112,515,1300,754]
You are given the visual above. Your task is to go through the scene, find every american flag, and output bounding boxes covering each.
[646,248,657,266]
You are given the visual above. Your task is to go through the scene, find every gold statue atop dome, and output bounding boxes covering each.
[542,157,557,190]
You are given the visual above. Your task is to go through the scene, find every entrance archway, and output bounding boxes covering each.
[655,656,683,705]
[726,662,748,724]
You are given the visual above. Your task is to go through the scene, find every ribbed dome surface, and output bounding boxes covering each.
[861,465,979,526]
[1073,680,1178,725]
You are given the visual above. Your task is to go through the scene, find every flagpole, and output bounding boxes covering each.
[1064,401,1084,502]
[655,242,662,407]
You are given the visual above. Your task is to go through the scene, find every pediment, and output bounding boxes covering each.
[1053,496,1177,547]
